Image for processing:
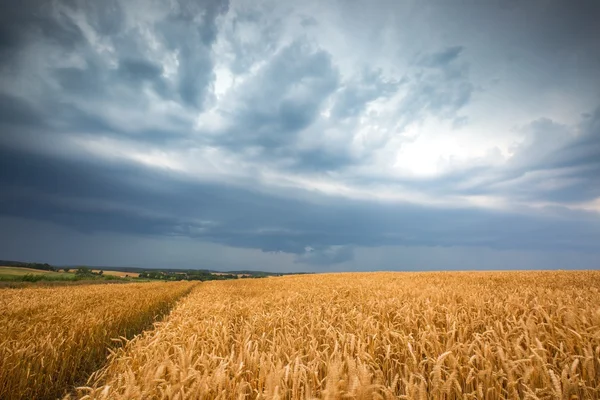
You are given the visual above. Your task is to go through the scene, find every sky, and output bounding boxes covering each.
[1,0,599,272]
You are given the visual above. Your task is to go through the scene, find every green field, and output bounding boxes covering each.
[0,266,107,284]
[0,266,71,276]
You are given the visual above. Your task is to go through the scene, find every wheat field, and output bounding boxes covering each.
[0,281,196,400]
[76,271,600,399]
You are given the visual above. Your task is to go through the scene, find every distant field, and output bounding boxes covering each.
[91,269,140,278]
[0,266,139,279]
[78,271,600,399]
[0,266,60,276]
[0,266,140,285]
[0,266,79,284]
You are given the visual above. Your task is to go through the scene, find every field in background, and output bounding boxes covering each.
[0,260,284,283]
[0,281,196,400]
[91,269,140,278]
[0,266,139,287]
[79,271,600,399]
[0,266,72,276]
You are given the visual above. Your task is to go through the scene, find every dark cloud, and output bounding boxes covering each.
[171,0,230,45]
[85,0,125,35]
[0,0,228,146]
[1,0,599,269]
[299,16,318,28]
[418,46,465,68]
[508,110,600,203]
[210,40,339,149]
[1,146,599,265]
[118,59,163,82]
[55,66,107,96]
[0,0,83,55]
[288,148,357,173]
[331,69,401,119]
[0,93,44,127]
[223,8,282,75]
[467,109,600,203]
[390,108,600,205]
[390,46,474,135]
[548,110,600,171]
[204,44,473,173]
[295,246,354,265]
[152,0,230,107]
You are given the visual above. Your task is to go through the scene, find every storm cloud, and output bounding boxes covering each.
[1,0,599,270]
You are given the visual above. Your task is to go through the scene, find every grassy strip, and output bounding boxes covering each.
[0,281,196,400]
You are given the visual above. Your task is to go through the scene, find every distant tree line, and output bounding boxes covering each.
[12,268,121,283]
[21,263,111,276]
[25,263,57,272]
[139,270,243,281]
[1,260,283,281]
[74,267,103,276]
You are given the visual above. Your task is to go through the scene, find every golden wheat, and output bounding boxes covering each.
[78,271,600,400]
[0,281,196,400]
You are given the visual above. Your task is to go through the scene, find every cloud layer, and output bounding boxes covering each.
[1,0,599,269]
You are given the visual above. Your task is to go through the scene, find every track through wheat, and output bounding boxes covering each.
[0,281,195,400]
